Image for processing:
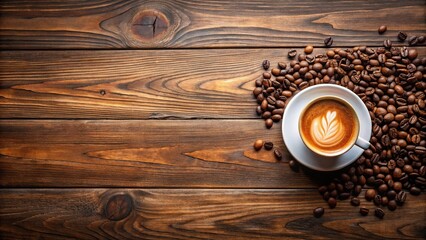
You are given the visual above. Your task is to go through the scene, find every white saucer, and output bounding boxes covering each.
[282,84,372,171]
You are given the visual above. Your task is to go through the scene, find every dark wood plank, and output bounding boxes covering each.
[0,0,425,49]
[0,189,424,239]
[1,48,426,119]
[0,119,326,188]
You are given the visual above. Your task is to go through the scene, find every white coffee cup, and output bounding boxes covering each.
[298,95,370,157]
[282,84,373,171]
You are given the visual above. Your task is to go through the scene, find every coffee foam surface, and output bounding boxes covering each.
[310,110,345,148]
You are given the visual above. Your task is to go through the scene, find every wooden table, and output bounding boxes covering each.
[0,1,425,239]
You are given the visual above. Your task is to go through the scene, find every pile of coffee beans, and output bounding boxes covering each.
[253,45,425,218]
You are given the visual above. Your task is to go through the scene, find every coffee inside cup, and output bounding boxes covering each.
[299,97,359,156]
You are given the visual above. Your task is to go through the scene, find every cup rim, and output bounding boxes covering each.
[298,95,361,157]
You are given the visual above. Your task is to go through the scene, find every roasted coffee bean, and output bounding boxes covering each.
[304,45,314,54]
[265,118,273,129]
[408,49,418,59]
[374,195,382,206]
[396,191,407,205]
[378,25,387,34]
[324,37,333,47]
[318,185,328,194]
[273,148,282,160]
[351,197,360,206]
[408,36,418,46]
[383,39,392,48]
[313,207,324,218]
[289,159,299,171]
[262,60,270,70]
[375,208,385,219]
[388,200,397,211]
[398,32,408,42]
[271,114,282,122]
[328,197,337,208]
[253,139,264,151]
[288,49,297,58]
[365,189,376,201]
[264,141,273,150]
[271,68,281,76]
[410,186,421,195]
[359,207,369,216]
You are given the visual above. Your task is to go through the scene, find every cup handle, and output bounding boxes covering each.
[355,136,370,150]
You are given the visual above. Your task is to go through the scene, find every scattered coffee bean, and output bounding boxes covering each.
[313,207,324,218]
[351,197,360,206]
[324,37,333,47]
[304,45,314,54]
[378,25,387,34]
[265,118,273,129]
[408,36,418,46]
[328,197,337,208]
[289,159,299,171]
[418,35,425,43]
[398,32,408,42]
[288,49,297,58]
[262,60,270,70]
[264,141,273,150]
[375,208,385,219]
[253,139,264,151]
[273,148,282,160]
[359,207,369,216]
[383,39,392,48]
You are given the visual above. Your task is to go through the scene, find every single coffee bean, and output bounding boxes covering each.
[253,139,264,151]
[262,60,270,70]
[381,196,389,206]
[289,159,299,171]
[375,208,385,219]
[365,189,376,201]
[396,191,407,205]
[409,186,421,195]
[324,37,333,47]
[388,200,397,211]
[313,207,324,218]
[271,68,281,76]
[387,190,397,200]
[408,36,418,46]
[328,197,337,208]
[408,49,418,59]
[265,118,273,129]
[383,39,392,48]
[351,197,360,206]
[271,114,282,122]
[397,32,408,42]
[264,141,273,150]
[374,195,382,206]
[418,35,425,43]
[304,45,314,54]
[288,49,297,58]
[273,148,282,160]
[318,185,327,194]
[378,25,387,34]
[359,207,369,216]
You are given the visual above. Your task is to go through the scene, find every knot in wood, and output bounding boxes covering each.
[132,10,169,40]
[105,194,133,221]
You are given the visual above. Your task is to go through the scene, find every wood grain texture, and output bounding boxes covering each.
[1,48,426,119]
[0,189,425,240]
[0,0,425,49]
[0,119,329,188]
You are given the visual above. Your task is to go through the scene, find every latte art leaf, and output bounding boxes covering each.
[311,110,345,148]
